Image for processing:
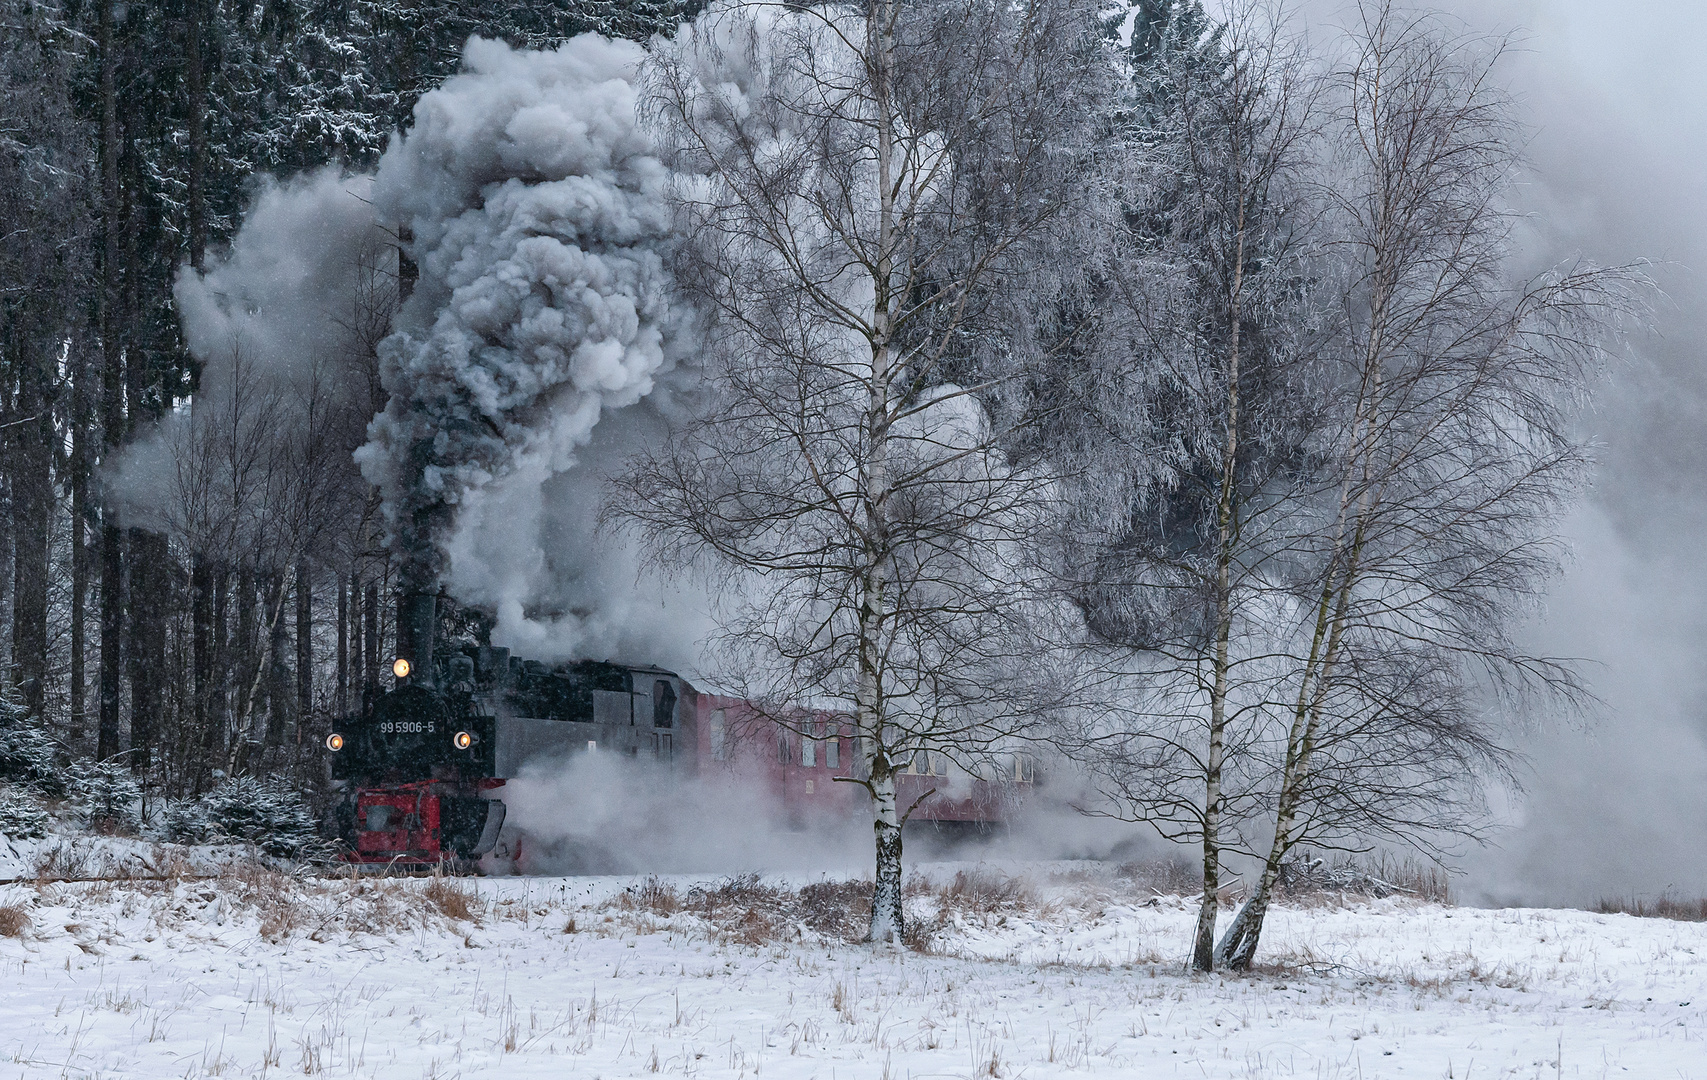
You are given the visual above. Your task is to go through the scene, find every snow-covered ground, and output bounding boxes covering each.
[1,862,1702,1079]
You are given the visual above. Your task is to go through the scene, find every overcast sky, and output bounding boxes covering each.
[1267,0,1707,904]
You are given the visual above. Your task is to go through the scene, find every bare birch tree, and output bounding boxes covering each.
[620,0,1110,943]
[1211,0,1641,969]
[1045,0,1329,972]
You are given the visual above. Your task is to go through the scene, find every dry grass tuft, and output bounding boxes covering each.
[31,842,90,884]
[1115,858,1200,898]
[796,879,872,941]
[1275,854,1450,905]
[932,869,1034,914]
[606,874,877,947]
[424,876,479,922]
[901,870,1034,951]
[1593,895,1707,922]
[0,903,29,938]
[686,875,794,946]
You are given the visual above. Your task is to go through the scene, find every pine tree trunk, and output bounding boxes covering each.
[99,525,125,760]
[363,581,379,713]
[9,336,52,719]
[127,530,169,773]
[184,0,206,272]
[205,561,230,781]
[96,0,126,763]
[266,570,291,752]
[191,552,214,781]
[295,560,312,738]
[231,563,256,771]
[0,471,11,691]
[337,574,349,717]
[70,341,90,747]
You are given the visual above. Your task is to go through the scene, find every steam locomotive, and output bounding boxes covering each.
[326,592,1030,870]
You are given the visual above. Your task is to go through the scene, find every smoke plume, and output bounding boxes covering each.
[357,34,705,666]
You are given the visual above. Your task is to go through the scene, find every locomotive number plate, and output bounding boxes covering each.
[378,721,435,734]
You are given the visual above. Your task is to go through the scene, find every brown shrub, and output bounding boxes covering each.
[1269,854,1450,905]
[797,880,871,941]
[896,870,1034,952]
[0,903,28,938]
[31,842,89,884]
[634,876,681,916]
[1115,858,1200,897]
[258,905,299,942]
[424,877,478,922]
[1593,895,1707,922]
[935,870,1032,915]
[653,875,875,947]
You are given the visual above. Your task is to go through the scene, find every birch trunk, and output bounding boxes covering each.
[1194,204,1248,972]
[868,760,904,943]
[859,0,903,947]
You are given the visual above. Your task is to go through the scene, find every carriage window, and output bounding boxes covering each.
[1014,753,1035,782]
[778,732,790,763]
[825,733,839,769]
[801,735,816,768]
[710,709,728,761]
[653,680,677,728]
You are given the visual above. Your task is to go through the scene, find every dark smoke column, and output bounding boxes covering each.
[356,35,695,654]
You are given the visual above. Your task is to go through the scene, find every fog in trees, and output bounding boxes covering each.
[617,0,1111,943]
[0,0,1683,961]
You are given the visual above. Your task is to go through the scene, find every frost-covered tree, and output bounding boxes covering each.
[619,0,1111,943]
[1210,0,1639,970]
[1051,0,1638,973]
[1047,0,1328,972]
[196,775,320,857]
[0,0,88,725]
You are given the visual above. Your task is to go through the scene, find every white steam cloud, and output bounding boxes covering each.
[108,169,386,527]
[488,754,869,876]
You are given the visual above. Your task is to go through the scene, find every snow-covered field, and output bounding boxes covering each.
[1,861,1703,1079]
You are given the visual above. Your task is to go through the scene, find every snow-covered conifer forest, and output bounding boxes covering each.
[1,0,1704,1076]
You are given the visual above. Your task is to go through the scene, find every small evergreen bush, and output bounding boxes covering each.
[0,785,49,840]
[68,760,142,834]
[200,776,320,858]
[0,691,61,796]
[158,797,216,845]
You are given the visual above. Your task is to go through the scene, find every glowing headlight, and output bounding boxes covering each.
[326,733,345,752]
[392,657,411,679]
[453,731,474,750]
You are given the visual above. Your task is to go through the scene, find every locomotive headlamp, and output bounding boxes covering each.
[392,657,411,680]
[453,730,474,750]
[326,733,344,752]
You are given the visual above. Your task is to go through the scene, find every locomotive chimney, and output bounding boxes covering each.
[396,590,437,687]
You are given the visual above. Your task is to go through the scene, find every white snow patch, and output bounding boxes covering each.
[0,865,1702,1078]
